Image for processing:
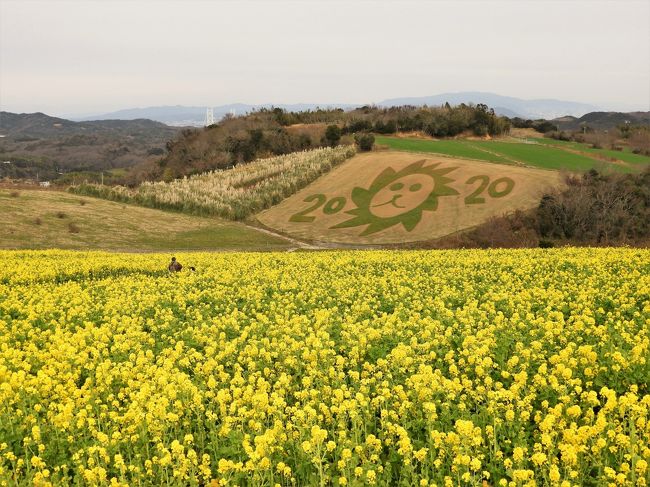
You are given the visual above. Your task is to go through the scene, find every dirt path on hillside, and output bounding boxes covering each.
[504,137,632,169]
[462,141,524,166]
[243,222,325,250]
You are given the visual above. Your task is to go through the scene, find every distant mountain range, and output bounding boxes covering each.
[553,111,650,130]
[378,92,600,120]
[73,103,357,126]
[72,92,603,126]
[1,111,178,138]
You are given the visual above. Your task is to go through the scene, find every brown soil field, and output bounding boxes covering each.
[509,128,544,139]
[257,151,563,245]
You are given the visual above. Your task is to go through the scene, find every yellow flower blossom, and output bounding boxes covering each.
[0,249,647,486]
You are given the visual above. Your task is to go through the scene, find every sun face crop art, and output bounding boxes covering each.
[0,249,649,486]
[330,160,460,236]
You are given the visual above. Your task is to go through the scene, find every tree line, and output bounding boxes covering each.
[270,103,511,137]
[120,103,511,185]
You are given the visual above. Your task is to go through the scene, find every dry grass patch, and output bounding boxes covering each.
[0,189,291,251]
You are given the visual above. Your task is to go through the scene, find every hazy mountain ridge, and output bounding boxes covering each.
[378,92,599,119]
[553,111,650,130]
[1,111,179,138]
[73,103,357,126]
[73,92,603,126]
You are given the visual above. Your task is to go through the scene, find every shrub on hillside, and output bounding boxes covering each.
[343,119,372,134]
[537,168,650,244]
[473,124,489,136]
[324,125,342,147]
[354,133,375,151]
[547,131,573,142]
[373,120,397,134]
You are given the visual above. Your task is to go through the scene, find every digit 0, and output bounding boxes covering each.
[323,197,346,214]
[488,177,515,198]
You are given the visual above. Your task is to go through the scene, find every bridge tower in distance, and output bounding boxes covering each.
[204,108,215,126]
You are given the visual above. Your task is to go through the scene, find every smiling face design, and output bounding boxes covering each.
[331,160,459,236]
[369,174,435,219]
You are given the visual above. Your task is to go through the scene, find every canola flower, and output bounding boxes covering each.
[0,248,648,486]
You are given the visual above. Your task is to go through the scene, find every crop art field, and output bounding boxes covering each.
[1,249,649,486]
[258,152,562,244]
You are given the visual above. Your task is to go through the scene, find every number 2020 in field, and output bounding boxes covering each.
[289,175,516,223]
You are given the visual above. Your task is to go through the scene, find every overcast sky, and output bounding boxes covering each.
[1,0,648,117]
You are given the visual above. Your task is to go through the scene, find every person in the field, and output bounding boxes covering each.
[168,256,183,272]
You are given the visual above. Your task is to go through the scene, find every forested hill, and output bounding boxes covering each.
[149,104,511,184]
[0,111,179,138]
[554,111,650,130]
[0,112,180,182]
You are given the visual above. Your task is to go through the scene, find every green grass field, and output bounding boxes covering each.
[374,136,513,163]
[375,135,648,172]
[0,189,291,251]
[530,137,650,166]
[467,141,605,171]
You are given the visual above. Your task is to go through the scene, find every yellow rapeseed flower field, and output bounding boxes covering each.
[0,249,648,486]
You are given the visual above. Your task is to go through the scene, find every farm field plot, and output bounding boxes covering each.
[376,136,645,172]
[0,249,648,486]
[258,151,562,245]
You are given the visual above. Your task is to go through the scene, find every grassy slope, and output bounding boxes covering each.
[530,137,650,166]
[0,189,291,251]
[375,135,648,172]
[374,136,512,163]
[467,141,603,171]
